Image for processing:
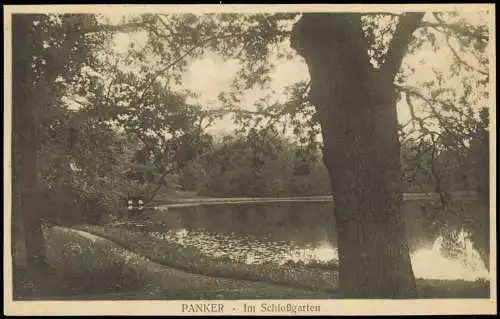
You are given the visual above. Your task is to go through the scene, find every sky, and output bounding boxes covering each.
[181,47,310,135]
[102,9,490,137]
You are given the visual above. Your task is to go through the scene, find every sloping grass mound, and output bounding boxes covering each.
[16,225,338,300]
[14,226,152,299]
[76,224,340,294]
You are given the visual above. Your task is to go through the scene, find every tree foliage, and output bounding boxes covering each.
[14,13,213,225]
[180,127,331,197]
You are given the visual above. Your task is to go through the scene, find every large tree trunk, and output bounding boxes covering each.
[12,15,48,275]
[291,13,420,298]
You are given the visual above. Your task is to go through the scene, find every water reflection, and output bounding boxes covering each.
[411,230,489,281]
[287,240,339,263]
[135,200,489,281]
[147,201,444,251]
[148,228,328,265]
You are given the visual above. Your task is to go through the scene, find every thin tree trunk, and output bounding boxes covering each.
[472,124,490,270]
[12,14,48,275]
[291,13,419,298]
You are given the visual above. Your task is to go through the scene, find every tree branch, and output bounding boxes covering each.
[132,32,247,111]
[381,12,426,80]
[83,21,151,35]
[142,164,179,206]
[396,84,471,153]
[442,32,489,76]
[204,107,278,120]
[428,13,488,43]
[362,12,403,18]
[422,21,488,42]
[364,12,488,43]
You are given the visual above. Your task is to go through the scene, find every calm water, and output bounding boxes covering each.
[123,200,489,281]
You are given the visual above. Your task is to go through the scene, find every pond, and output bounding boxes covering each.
[124,199,489,281]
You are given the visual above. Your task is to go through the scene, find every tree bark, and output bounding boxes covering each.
[291,13,420,298]
[12,14,48,275]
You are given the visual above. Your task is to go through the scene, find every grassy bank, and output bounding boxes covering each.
[15,225,337,300]
[76,224,489,298]
[14,226,151,299]
[76,224,340,294]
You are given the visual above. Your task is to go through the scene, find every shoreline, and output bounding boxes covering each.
[75,223,490,299]
[150,191,478,208]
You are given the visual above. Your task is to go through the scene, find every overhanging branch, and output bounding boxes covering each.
[395,84,471,153]
[132,31,248,111]
[82,21,152,35]
[439,32,489,77]
[362,12,488,43]
[430,12,488,43]
[419,21,489,43]
[381,12,426,80]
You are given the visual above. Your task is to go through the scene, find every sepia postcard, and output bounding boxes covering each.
[3,3,497,316]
